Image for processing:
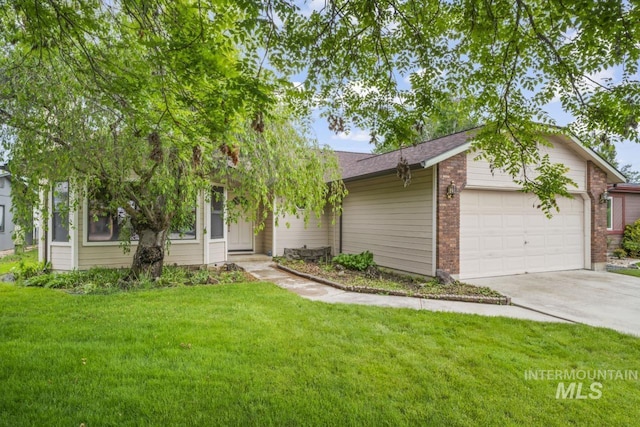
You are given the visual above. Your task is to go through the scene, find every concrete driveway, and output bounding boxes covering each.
[467,270,640,336]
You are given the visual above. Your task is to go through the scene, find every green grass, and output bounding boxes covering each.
[612,268,640,277]
[1,283,639,426]
[0,248,38,275]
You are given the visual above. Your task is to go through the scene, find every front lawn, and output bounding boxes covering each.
[1,283,639,426]
[612,268,640,278]
[0,248,38,275]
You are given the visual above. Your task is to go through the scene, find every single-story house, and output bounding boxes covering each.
[40,129,625,279]
[0,169,14,251]
[606,183,640,250]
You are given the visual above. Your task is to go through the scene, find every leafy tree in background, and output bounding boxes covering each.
[2,0,640,274]
[373,97,479,153]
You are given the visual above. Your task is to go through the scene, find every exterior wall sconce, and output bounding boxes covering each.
[446,181,457,199]
[599,190,609,204]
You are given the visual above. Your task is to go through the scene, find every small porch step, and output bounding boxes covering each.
[227,254,273,263]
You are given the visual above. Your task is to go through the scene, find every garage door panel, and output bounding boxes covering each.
[460,190,585,279]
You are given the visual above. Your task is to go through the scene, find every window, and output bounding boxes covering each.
[169,206,197,240]
[607,198,613,230]
[0,205,4,232]
[87,203,127,242]
[52,182,69,242]
[210,186,224,239]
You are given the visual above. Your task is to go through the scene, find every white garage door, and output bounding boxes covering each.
[460,190,585,279]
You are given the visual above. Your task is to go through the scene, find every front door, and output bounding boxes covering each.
[228,217,253,252]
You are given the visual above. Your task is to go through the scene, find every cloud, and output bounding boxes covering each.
[332,129,371,142]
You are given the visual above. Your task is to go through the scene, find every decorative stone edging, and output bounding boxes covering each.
[276,264,511,306]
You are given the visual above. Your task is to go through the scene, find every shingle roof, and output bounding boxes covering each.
[335,128,478,180]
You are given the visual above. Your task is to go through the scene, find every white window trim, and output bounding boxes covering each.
[50,182,72,247]
[208,185,226,243]
[83,197,202,246]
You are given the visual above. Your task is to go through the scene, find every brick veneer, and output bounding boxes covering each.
[587,161,608,270]
[436,152,467,277]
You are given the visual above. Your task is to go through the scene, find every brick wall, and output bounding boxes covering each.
[436,152,467,276]
[587,161,608,269]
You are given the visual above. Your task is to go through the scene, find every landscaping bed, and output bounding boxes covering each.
[276,258,510,305]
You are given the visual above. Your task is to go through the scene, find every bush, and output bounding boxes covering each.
[622,219,640,258]
[333,251,376,271]
[13,260,50,280]
[612,248,627,259]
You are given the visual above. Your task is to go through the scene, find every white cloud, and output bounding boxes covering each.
[332,129,371,142]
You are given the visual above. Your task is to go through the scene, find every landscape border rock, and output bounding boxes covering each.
[277,264,511,306]
[283,246,332,263]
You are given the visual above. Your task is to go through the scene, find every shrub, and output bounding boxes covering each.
[13,260,50,280]
[333,251,376,271]
[622,219,640,258]
[612,248,627,259]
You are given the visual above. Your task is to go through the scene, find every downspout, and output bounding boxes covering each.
[339,208,343,254]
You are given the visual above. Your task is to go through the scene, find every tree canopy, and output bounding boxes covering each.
[1,0,639,274]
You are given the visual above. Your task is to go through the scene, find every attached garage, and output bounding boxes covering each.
[460,190,586,279]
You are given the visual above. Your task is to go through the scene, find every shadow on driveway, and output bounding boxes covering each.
[467,270,640,336]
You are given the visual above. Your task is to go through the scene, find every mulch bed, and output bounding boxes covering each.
[276,260,511,305]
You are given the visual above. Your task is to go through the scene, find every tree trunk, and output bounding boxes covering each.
[131,228,167,279]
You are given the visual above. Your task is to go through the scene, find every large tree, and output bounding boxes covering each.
[2,0,640,273]
[0,0,344,277]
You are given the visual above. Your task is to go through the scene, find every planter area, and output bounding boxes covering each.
[276,259,510,305]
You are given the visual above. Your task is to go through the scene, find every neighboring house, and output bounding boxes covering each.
[41,129,625,280]
[606,183,640,250]
[0,169,14,250]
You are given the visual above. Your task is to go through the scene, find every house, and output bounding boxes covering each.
[0,169,14,250]
[331,130,624,279]
[606,183,640,250]
[41,129,625,280]
[38,182,335,272]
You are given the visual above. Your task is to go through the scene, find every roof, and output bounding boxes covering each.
[334,127,626,184]
[609,183,640,193]
[335,128,476,181]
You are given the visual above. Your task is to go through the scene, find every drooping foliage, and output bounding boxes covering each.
[1,0,640,272]
[0,0,344,277]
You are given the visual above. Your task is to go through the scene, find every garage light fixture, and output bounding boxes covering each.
[599,190,609,204]
[446,181,457,199]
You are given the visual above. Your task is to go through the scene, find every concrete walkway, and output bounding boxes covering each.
[236,261,566,323]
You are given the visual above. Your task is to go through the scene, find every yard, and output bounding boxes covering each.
[1,279,640,426]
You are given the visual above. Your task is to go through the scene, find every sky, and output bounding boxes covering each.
[313,94,640,178]
[293,1,640,176]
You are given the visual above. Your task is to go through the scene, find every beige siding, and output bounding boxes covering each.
[625,194,640,226]
[208,241,226,264]
[274,211,332,256]
[262,209,274,254]
[467,137,587,191]
[78,194,207,270]
[50,245,72,271]
[341,168,433,276]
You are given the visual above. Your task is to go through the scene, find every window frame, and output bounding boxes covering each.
[210,186,225,241]
[52,181,70,243]
[0,205,5,233]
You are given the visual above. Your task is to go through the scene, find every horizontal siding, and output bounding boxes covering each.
[275,211,331,256]
[341,168,433,276]
[78,195,206,270]
[467,136,586,191]
[50,245,72,271]
[262,210,273,254]
[625,194,640,226]
[209,241,226,265]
